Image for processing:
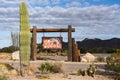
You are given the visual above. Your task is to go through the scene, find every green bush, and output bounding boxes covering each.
[0,74,8,80]
[106,49,120,79]
[38,62,63,73]
[38,62,53,73]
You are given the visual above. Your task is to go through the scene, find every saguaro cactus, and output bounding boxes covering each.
[19,2,31,76]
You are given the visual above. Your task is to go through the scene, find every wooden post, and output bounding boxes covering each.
[30,37,33,60]
[74,44,80,62]
[72,38,75,61]
[74,44,78,61]
[68,25,72,61]
[31,26,37,60]
[78,50,81,62]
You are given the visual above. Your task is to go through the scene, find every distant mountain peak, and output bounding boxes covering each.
[83,38,101,41]
[83,38,89,41]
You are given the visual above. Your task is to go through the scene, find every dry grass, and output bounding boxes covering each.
[0,53,11,60]
[51,62,64,73]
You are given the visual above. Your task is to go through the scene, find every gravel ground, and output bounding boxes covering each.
[8,73,114,80]
[39,53,111,61]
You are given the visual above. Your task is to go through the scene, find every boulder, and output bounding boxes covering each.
[81,57,87,62]
[12,51,19,61]
[81,52,96,62]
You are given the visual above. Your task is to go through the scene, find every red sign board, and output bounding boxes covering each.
[42,37,62,50]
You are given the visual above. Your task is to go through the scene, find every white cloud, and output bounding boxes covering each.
[0,4,120,33]
[83,2,90,7]
[66,1,81,7]
[29,0,50,6]
[0,0,120,48]
[0,0,20,7]
[28,5,120,28]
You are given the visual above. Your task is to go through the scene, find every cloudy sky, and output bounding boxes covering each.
[0,0,120,48]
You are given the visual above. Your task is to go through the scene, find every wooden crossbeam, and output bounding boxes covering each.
[30,28,75,32]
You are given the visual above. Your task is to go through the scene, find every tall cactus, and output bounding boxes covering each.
[19,2,31,76]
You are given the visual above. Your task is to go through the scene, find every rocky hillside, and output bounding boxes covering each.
[63,38,120,53]
[77,38,120,49]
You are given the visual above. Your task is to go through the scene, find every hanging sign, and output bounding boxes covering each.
[42,37,62,50]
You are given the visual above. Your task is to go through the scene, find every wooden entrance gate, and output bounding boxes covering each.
[30,25,75,61]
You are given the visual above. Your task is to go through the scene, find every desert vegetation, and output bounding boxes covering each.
[38,62,63,74]
[70,63,96,77]
[0,74,8,80]
[106,49,120,80]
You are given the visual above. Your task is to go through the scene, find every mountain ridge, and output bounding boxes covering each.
[62,38,120,53]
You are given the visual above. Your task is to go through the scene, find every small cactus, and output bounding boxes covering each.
[87,64,96,77]
[81,68,87,76]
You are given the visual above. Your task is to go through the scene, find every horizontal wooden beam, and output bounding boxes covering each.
[30,28,75,32]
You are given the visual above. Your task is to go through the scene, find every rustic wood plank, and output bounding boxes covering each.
[30,28,75,32]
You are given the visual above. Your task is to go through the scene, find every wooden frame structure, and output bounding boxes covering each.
[30,25,75,61]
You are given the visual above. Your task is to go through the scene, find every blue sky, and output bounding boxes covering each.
[0,0,120,48]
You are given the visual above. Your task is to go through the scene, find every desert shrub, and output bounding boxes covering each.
[38,62,52,73]
[52,62,63,73]
[60,52,67,56]
[38,62,63,73]
[60,49,67,56]
[106,49,120,80]
[37,44,43,53]
[96,56,105,62]
[79,48,86,53]
[0,74,8,80]
[0,46,16,53]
